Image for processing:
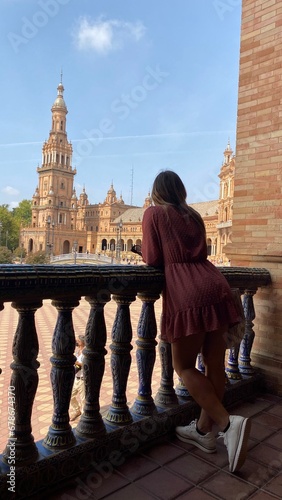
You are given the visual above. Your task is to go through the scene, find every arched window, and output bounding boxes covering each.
[102,239,107,252]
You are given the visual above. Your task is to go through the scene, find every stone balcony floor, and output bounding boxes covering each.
[49,392,282,500]
[1,299,282,499]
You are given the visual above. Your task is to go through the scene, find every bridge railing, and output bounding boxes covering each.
[50,252,113,264]
[0,264,271,499]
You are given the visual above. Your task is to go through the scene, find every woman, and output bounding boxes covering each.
[141,170,250,473]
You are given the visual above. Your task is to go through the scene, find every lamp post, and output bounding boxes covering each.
[0,221,2,246]
[20,243,24,264]
[116,219,123,263]
[73,241,78,264]
[46,216,55,258]
[110,244,114,263]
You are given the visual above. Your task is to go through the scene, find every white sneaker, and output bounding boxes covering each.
[219,415,251,472]
[175,420,216,453]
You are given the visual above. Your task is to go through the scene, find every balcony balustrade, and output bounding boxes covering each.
[0,264,271,499]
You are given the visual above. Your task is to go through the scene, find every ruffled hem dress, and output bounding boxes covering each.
[142,205,243,345]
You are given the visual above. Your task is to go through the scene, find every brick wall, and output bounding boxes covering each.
[226,0,282,394]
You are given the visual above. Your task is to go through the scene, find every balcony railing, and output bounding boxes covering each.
[216,220,232,229]
[0,264,271,499]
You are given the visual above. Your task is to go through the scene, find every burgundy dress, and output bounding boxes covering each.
[142,205,242,343]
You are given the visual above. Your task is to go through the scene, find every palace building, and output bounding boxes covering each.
[21,80,235,264]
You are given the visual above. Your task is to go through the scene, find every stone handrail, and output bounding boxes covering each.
[0,264,271,499]
[50,252,113,264]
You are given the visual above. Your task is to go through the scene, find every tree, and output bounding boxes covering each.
[13,246,27,262]
[0,205,18,250]
[0,246,13,264]
[25,250,49,264]
[0,200,32,251]
[12,200,32,226]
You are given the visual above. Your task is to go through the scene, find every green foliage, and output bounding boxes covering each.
[0,200,32,251]
[13,246,27,261]
[0,205,16,249]
[25,250,49,264]
[12,200,32,226]
[0,246,13,264]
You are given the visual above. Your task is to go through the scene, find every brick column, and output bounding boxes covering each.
[226,0,282,393]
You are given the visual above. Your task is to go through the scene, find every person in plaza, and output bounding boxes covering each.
[70,335,85,421]
[141,170,251,473]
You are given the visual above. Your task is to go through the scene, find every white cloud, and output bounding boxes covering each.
[9,201,19,209]
[74,16,146,54]
[2,186,20,196]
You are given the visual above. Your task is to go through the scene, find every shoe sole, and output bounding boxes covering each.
[230,418,251,472]
[175,432,216,454]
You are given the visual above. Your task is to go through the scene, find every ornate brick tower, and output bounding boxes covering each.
[22,79,85,256]
[217,141,235,256]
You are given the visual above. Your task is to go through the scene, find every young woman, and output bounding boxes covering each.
[141,170,251,473]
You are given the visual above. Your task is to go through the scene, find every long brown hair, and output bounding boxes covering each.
[151,170,206,235]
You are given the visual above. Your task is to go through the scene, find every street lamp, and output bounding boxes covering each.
[20,243,24,264]
[116,219,123,263]
[73,241,78,264]
[0,221,2,246]
[46,216,55,258]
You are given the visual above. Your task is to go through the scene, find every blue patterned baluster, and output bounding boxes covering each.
[239,290,256,376]
[131,292,160,416]
[226,344,242,381]
[44,299,78,449]
[197,353,205,374]
[155,336,178,407]
[105,294,135,425]
[175,376,190,399]
[76,294,109,437]
[3,301,42,463]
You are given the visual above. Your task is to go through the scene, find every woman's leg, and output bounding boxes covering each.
[197,329,228,432]
[171,332,229,432]
[173,331,251,472]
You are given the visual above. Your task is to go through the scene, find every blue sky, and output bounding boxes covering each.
[0,0,242,209]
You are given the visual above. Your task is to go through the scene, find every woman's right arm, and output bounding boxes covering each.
[142,207,164,267]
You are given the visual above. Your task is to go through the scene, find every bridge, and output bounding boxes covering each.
[50,252,115,265]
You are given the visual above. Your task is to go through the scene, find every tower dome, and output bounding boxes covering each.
[52,81,67,111]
